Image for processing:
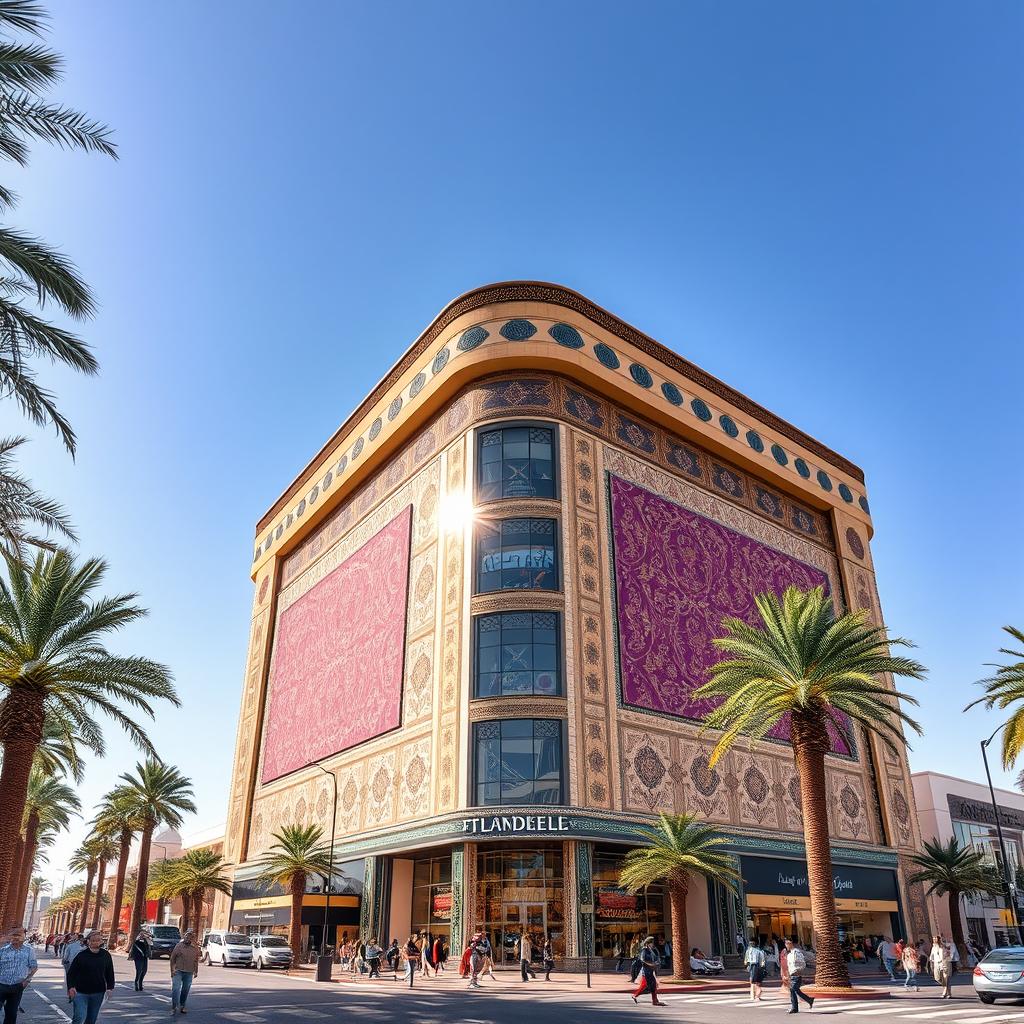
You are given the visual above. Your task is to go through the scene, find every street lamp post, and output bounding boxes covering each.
[311,763,337,982]
[980,723,1023,944]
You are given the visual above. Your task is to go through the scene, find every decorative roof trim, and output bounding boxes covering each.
[258,281,864,532]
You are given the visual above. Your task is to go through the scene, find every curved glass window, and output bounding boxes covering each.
[477,425,556,502]
[474,719,564,806]
[475,611,561,698]
[475,518,558,592]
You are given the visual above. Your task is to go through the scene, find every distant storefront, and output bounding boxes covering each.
[741,854,901,947]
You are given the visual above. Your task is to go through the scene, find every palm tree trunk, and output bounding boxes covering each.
[70,906,80,932]
[792,721,851,989]
[3,834,25,924]
[947,890,969,965]
[0,729,40,926]
[289,871,305,962]
[128,820,155,940]
[91,859,107,932]
[107,828,133,949]
[668,875,692,981]
[79,862,97,934]
[12,824,39,930]
[192,891,204,935]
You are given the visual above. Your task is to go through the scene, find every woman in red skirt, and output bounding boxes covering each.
[632,936,667,1006]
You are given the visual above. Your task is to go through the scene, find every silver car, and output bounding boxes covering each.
[252,934,293,970]
[973,946,1024,1003]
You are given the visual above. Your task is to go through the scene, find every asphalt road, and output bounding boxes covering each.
[21,951,1024,1024]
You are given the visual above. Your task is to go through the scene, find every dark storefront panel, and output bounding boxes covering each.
[231,906,291,928]
[741,856,898,902]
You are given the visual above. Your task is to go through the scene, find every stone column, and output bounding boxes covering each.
[359,856,390,940]
[450,844,466,952]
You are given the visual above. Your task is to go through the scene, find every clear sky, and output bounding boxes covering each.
[12,0,1022,890]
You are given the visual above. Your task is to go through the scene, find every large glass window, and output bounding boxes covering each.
[475,518,558,592]
[411,855,452,948]
[477,425,556,502]
[591,847,668,960]
[474,719,564,806]
[475,612,561,698]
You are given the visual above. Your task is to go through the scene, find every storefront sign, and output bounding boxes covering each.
[740,856,898,904]
[432,891,453,920]
[461,814,572,835]
[596,889,639,919]
[948,795,1024,831]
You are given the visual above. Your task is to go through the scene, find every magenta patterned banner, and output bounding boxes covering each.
[609,474,852,756]
[261,505,413,783]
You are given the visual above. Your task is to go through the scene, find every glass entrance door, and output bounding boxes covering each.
[501,902,546,966]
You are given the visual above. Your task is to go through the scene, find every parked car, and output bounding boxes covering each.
[202,930,253,967]
[251,934,293,970]
[147,925,181,959]
[973,946,1024,1003]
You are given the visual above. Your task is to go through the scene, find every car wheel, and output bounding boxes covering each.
[978,994,996,1005]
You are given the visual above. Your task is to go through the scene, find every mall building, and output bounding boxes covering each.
[212,283,931,966]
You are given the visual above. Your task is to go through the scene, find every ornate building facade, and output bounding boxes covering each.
[214,282,930,964]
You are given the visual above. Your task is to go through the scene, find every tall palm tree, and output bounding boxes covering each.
[694,585,926,989]
[92,789,145,948]
[4,767,78,926]
[909,837,999,964]
[27,874,48,928]
[966,627,1024,768]
[174,848,232,937]
[0,436,75,559]
[86,833,116,932]
[619,813,739,981]
[117,760,195,939]
[252,824,333,962]
[0,0,117,454]
[68,843,100,936]
[0,549,176,924]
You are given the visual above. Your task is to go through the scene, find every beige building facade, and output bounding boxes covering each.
[215,282,930,965]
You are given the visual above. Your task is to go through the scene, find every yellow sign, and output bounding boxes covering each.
[747,895,898,913]
[233,895,359,912]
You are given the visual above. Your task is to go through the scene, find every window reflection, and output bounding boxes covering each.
[474,719,564,806]
[475,611,561,697]
[476,519,558,592]
[477,425,556,502]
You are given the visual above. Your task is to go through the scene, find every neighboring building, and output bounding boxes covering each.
[25,894,49,931]
[214,282,930,964]
[913,771,1024,948]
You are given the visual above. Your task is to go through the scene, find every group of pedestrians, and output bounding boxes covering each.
[458,930,554,989]
[743,938,815,1013]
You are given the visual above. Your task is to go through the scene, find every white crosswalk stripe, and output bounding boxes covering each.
[903,1010,1004,1020]
[947,1016,1024,1024]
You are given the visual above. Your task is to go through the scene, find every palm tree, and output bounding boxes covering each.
[27,874,48,927]
[966,627,1024,768]
[68,843,100,936]
[0,549,177,924]
[174,848,231,936]
[0,436,75,559]
[86,833,116,932]
[694,585,926,989]
[145,856,181,928]
[619,813,739,981]
[4,767,78,927]
[909,837,999,964]
[252,824,333,962]
[117,760,195,939]
[0,0,118,454]
[92,789,145,948]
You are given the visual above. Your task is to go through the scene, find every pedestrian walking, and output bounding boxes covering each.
[169,929,200,1015]
[477,932,496,980]
[744,940,767,1001]
[0,928,38,1024]
[785,939,814,1014]
[365,937,383,978]
[467,932,485,989]
[402,935,419,987]
[878,936,897,981]
[780,938,791,993]
[129,931,151,991]
[44,933,54,954]
[929,935,956,999]
[385,939,399,978]
[519,931,537,981]
[543,937,555,981]
[66,930,114,1024]
[62,932,86,986]
[631,936,666,1006]
[432,934,445,972]
[902,941,921,992]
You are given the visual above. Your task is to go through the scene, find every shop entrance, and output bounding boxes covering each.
[500,902,546,965]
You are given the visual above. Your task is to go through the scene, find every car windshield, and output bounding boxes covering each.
[151,927,180,940]
[260,937,288,947]
[983,950,1024,964]
[226,934,251,945]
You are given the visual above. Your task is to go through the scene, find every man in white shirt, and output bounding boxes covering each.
[878,937,897,981]
[785,940,815,1014]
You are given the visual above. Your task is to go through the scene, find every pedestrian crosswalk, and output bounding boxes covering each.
[660,991,1024,1024]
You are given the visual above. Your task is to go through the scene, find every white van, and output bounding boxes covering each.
[201,929,253,967]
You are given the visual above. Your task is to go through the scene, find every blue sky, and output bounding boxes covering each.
[12,0,1022,883]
